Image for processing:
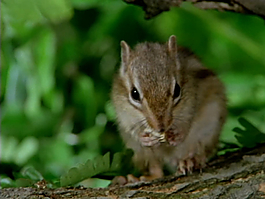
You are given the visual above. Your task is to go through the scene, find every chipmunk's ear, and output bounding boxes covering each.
[167,35,181,70]
[120,40,131,76]
[167,35,177,55]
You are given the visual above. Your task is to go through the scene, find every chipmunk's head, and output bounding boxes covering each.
[113,36,184,136]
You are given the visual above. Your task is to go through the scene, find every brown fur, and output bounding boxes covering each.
[111,36,227,179]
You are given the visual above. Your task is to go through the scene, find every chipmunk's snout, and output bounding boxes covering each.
[146,115,172,134]
[142,97,173,134]
[159,127,165,133]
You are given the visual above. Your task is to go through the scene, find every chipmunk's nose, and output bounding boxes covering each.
[154,118,167,133]
[159,128,165,133]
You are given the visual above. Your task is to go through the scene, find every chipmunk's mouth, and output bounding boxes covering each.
[143,126,186,145]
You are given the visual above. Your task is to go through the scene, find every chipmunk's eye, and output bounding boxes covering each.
[131,87,140,101]
[173,83,181,99]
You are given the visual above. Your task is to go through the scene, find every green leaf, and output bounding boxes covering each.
[94,152,110,174]
[39,139,74,175]
[1,41,15,100]
[14,43,41,116]
[4,57,28,107]
[78,126,104,159]
[60,153,110,187]
[104,101,116,121]
[233,117,265,148]
[109,152,123,171]
[61,167,80,187]
[34,27,56,96]
[180,2,265,70]
[15,178,34,187]
[60,150,133,187]
[11,27,56,117]
[85,159,96,176]
[1,106,60,138]
[21,166,43,181]
[0,177,16,188]
[71,0,109,9]
[14,137,39,166]
[1,136,38,166]
[1,135,19,162]
[35,0,73,23]
[73,75,97,127]
[2,0,73,39]
[2,0,43,38]
[43,90,64,114]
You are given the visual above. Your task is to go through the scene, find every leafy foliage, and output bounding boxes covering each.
[233,117,265,148]
[60,149,133,186]
[1,0,265,188]
[1,166,45,188]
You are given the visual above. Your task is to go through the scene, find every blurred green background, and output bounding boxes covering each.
[1,0,265,188]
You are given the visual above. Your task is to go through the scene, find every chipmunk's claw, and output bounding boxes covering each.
[176,154,206,176]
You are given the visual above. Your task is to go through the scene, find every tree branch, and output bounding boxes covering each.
[1,144,265,198]
[123,0,265,19]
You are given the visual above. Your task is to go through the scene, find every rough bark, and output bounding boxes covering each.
[1,144,265,199]
[123,0,265,19]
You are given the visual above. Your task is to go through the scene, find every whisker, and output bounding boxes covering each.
[171,116,189,129]
[127,118,148,135]
[134,120,148,133]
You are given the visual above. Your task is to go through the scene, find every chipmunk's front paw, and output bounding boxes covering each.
[176,152,207,175]
[139,132,164,147]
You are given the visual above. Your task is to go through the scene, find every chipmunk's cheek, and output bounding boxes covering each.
[165,129,186,146]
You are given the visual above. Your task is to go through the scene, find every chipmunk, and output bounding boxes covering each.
[111,35,227,182]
